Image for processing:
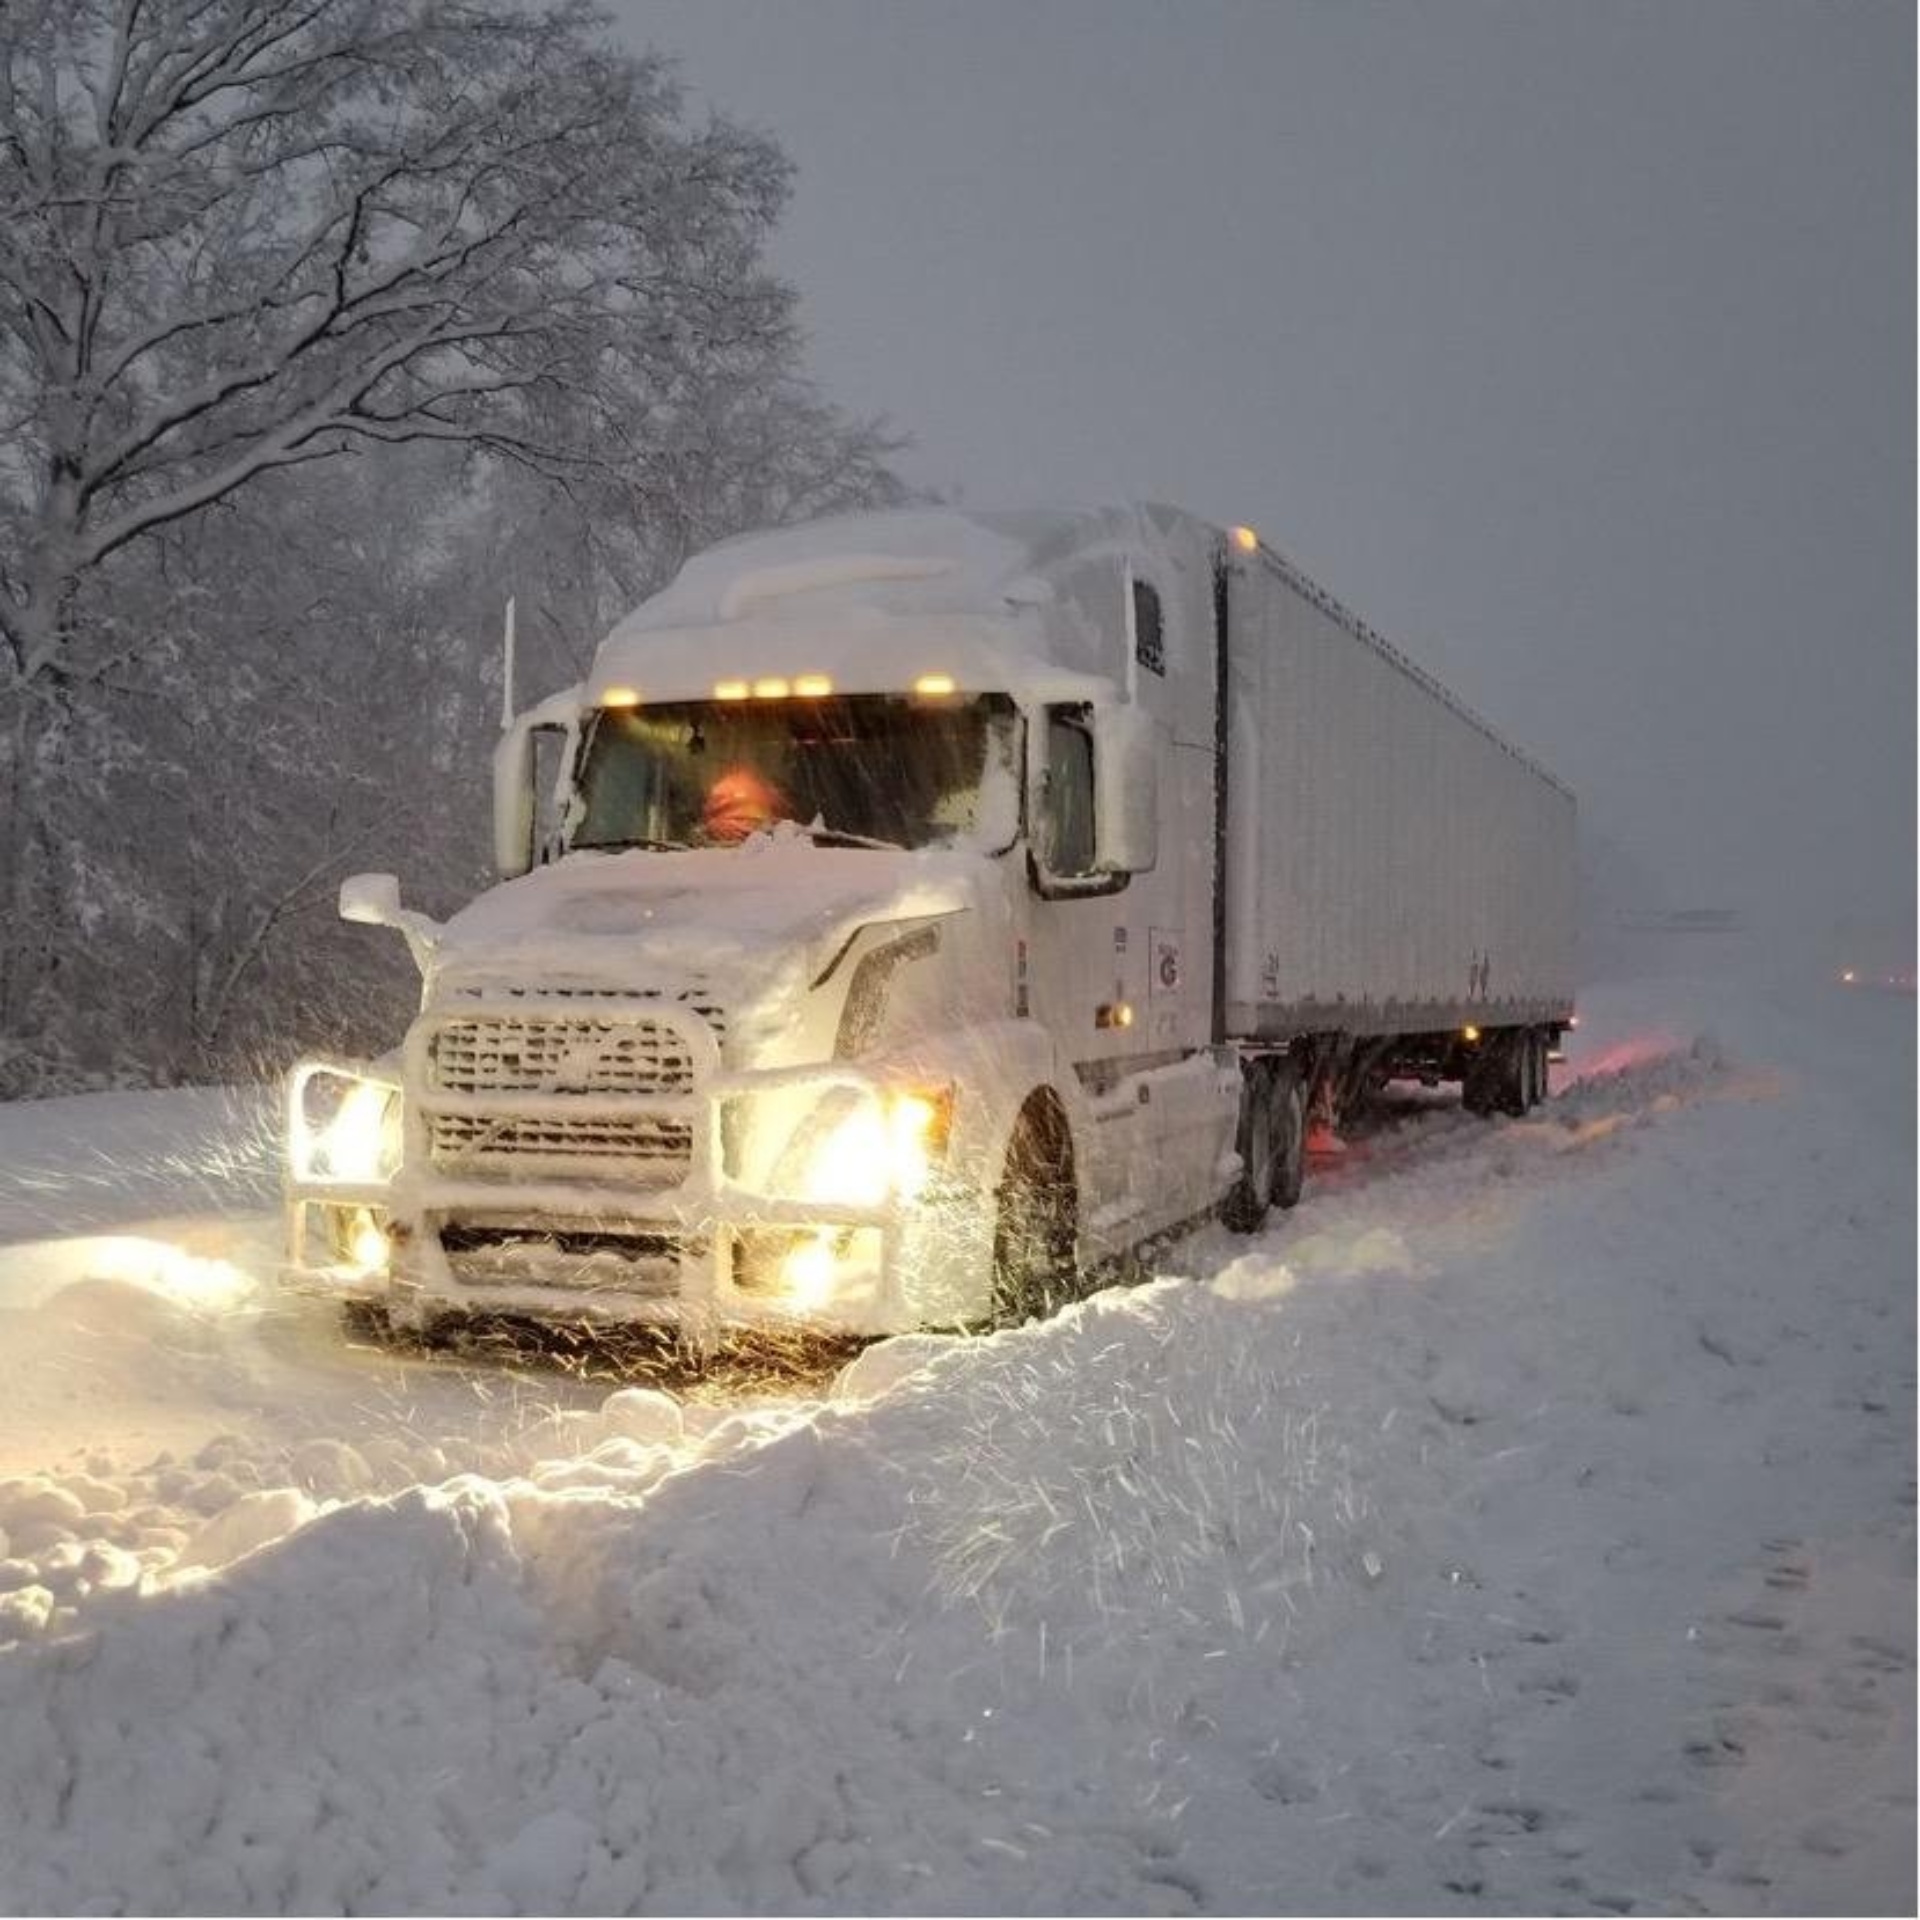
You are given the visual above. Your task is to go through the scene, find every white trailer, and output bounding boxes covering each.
[285,505,1575,1342]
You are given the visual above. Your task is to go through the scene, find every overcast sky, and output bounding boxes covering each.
[617,0,1914,944]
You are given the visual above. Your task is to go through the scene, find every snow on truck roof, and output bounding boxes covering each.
[587,504,1197,704]
[609,505,1176,632]
[591,504,1571,800]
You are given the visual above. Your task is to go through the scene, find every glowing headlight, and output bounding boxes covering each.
[781,1233,840,1308]
[349,1211,390,1269]
[293,1071,402,1183]
[297,1200,393,1275]
[801,1087,952,1207]
[887,1090,947,1199]
[321,1081,397,1181]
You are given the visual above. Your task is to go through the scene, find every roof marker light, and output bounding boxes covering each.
[600,685,641,709]
[914,672,957,698]
[793,673,834,697]
[753,676,791,699]
[714,679,750,701]
[1230,525,1259,553]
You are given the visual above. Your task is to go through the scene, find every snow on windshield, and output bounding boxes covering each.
[572,694,1021,853]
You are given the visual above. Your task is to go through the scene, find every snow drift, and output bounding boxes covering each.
[0,976,1911,1914]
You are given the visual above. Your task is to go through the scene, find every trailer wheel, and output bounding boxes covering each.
[1270,1064,1307,1210]
[1222,1061,1307,1230]
[1462,1035,1524,1117]
[991,1103,1079,1327]
[1498,1031,1529,1117]
[1461,1048,1492,1115]
[1524,1029,1548,1110]
[1221,1061,1278,1233]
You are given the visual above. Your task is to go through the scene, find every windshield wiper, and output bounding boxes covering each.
[801,824,905,851]
[577,836,692,852]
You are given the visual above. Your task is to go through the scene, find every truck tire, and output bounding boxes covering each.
[1523,1029,1548,1110]
[1461,1065,1494,1116]
[991,1105,1078,1327]
[1222,1060,1307,1230]
[1462,1036,1524,1117]
[1498,1031,1529,1117]
[1270,1064,1308,1210]
[1221,1060,1278,1233]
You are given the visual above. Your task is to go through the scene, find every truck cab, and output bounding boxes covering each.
[286,506,1243,1340]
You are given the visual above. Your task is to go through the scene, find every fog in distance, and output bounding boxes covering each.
[620,0,1915,968]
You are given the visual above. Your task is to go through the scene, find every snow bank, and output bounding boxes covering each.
[0,1086,277,1246]
[0,1276,1388,1912]
[0,976,1910,1913]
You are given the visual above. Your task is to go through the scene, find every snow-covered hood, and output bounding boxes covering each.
[428,840,984,1002]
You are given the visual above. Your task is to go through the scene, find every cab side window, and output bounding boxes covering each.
[1133,579,1165,676]
[1043,707,1096,878]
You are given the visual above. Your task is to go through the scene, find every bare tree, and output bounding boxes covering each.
[0,0,916,1086]
[0,0,792,687]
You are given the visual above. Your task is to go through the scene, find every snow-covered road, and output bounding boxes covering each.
[0,975,1911,1914]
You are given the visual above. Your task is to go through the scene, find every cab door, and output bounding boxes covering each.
[1123,570,1235,1222]
[1023,702,1159,1252]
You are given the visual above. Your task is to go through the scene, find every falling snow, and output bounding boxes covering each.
[0,970,1911,1913]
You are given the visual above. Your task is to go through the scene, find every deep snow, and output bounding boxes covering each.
[0,973,1910,1914]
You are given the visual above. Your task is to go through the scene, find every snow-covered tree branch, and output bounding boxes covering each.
[0,0,911,1091]
[0,0,793,683]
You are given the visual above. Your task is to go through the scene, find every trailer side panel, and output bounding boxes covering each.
[1223,544,1576,1037]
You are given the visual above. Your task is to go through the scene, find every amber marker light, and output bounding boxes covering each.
[599,685,641,708]
[793,673,834,697]
[753,676,791,699]
[1462,1024,1481,1043]
[714,679,750,701]
[913,672,957,697]
[1230,525,1259,553]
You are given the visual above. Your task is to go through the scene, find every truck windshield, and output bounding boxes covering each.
[572,693,1022,853]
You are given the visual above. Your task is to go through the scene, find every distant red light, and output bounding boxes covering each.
[1561,1032,1682,1081]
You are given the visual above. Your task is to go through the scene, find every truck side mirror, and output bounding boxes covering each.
[1093,704,1158,875]
[493,721,536,878]
[339,872,402,924]
[339,870,439,974]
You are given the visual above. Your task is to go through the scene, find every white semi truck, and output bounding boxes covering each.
[286,505,1576,1341]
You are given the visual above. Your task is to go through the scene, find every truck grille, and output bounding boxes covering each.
[419,993,722,1185]
[440,983,727,1043]
[429,1014,696,1097]
[428,1111,692,1177]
